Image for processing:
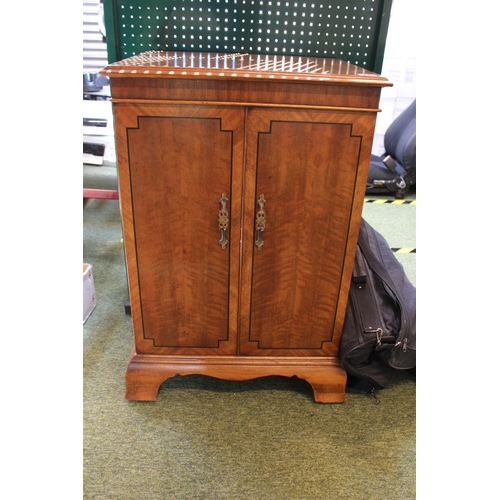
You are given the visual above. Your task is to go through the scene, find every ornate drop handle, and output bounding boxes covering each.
[255,194,266,250]
[218,193,229,249]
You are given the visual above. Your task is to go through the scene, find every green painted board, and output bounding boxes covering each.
[103,0,392,73]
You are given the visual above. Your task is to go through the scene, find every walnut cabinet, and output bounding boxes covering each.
[102,52,391,402]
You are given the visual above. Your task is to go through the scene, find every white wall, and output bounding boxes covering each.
[372,0,417,155]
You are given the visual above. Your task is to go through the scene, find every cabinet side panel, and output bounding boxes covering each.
[245,117,361,354]
[127,116,233,349]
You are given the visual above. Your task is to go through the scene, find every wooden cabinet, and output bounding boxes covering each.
[103,52,391,402]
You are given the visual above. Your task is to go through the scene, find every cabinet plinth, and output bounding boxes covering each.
[103,51,391,403]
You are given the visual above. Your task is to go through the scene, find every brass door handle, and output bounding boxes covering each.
[255,194,266,250]
[218,193,229,249]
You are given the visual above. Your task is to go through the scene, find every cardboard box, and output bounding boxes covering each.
[83,264,97,324]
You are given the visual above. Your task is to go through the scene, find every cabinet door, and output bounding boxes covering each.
[239,108,375,357]
[114,104,244,355]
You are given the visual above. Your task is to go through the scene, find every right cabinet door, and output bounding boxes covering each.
[239,108,374,357]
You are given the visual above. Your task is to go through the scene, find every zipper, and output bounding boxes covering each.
[395,337,408,352]
[369,388,381,404]
[382,279,409,351]
[365,227,411,350]
[364,328,384,347]
[349,280,388,346]
[351,248,388,340]
[368,241,412,365]
[366,276,386,334]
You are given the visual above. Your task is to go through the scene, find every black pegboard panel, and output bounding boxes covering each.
[103,0,392,72]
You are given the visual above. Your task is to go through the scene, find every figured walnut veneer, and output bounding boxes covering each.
[102,51,391,402]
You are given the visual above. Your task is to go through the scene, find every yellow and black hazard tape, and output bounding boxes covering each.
[364,198,416,205]
[391,247,416,254]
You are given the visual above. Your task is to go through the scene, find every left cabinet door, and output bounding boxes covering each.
[113,104,245,356]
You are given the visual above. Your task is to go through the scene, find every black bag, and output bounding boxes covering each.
[339,218,416,393]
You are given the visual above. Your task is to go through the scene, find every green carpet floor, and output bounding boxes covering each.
[83,193,416,500]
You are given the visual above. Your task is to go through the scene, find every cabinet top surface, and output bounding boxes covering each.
[102,51,391,87]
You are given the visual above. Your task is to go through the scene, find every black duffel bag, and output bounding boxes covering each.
[339,218,416,395]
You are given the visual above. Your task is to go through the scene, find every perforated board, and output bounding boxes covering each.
[103,0,392,73]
